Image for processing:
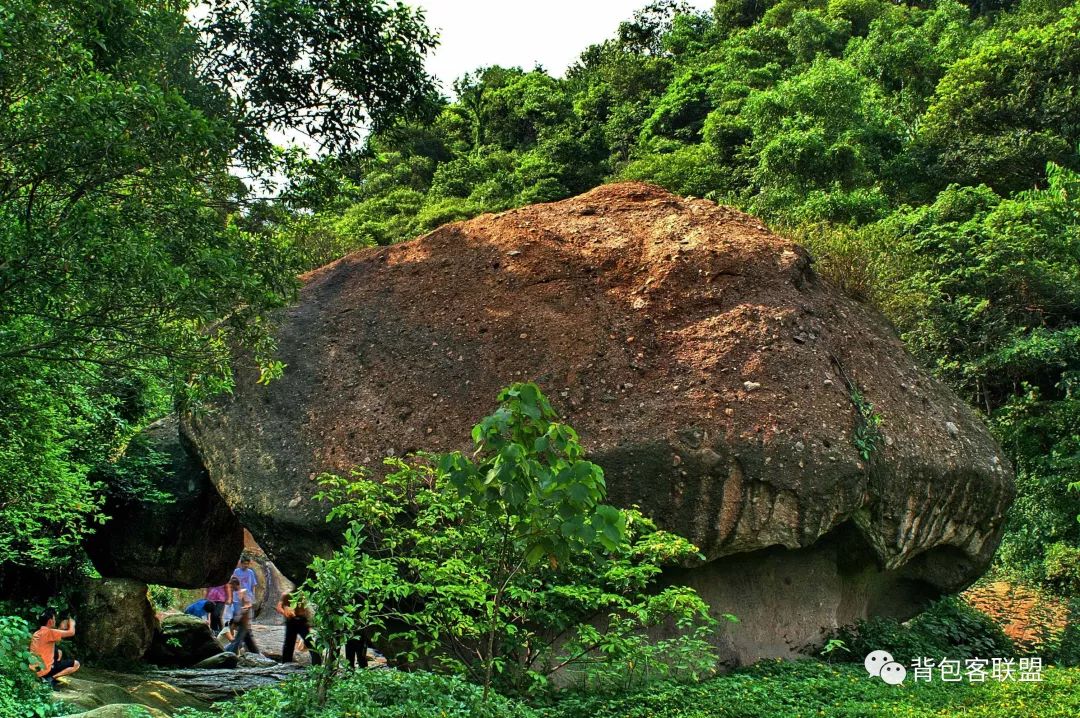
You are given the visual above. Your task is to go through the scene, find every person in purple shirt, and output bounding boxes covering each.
[231,557,258,620]
[232,557,257,595]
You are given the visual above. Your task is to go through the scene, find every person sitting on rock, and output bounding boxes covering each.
[183,597,214,622]
[29,609,79,687]
[275,591,321,666]
[224,576,259,655]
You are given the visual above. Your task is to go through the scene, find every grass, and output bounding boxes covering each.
[180,660,1080,718]
[544,660,1080,718]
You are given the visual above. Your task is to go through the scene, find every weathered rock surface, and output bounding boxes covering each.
[85,416,244,589]
[145,615,222,667]
[70,578,157,663]
[54,666,212,716]
[183,182,1014,660]
[143,664,307,703]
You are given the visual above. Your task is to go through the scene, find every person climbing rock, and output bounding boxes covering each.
[205,583,229,633]
[275,591,321,665]
[29,609,80,687]
[224,576,258,655]
[182,597,214,622]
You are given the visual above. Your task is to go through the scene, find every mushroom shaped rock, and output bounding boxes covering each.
[85,416,244,588]
[182,182,1014,662]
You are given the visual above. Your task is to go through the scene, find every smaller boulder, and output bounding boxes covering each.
[237,652,277,668]
[145,615,222,667]
[70,578,156,663]
[192,652,239,670]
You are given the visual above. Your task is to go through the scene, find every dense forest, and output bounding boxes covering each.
[2,0,1079,633]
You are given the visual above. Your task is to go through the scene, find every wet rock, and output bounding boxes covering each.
[60,706,168,718]
[144,664,307,703]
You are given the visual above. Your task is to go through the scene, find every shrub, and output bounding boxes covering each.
[177,670,540,718]
[301,383,721,701]
[147,584,175,613]
[1042,600,1080,668]
[540,660,1080,718]
[0,615,59,718]
[824,596,1014,664]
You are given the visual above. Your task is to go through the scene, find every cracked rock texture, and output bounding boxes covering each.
[183,182,1014,662]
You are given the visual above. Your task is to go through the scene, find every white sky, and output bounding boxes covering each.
[415,0,714,94]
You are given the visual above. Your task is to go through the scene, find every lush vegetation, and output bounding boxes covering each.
[823,596,1016,665]
[302,384,720,701]
[180,660,1080,718]
[3,0,1080,714]
[0,616,55,718]
[0,0,434,584]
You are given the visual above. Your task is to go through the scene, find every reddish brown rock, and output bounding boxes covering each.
[183,182,1014,663]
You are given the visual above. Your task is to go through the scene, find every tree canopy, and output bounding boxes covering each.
[0,0,435,575]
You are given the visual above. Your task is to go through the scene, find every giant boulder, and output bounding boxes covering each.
[85,416,244,588]
[183,183,1014,663]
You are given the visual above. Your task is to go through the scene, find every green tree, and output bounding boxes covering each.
[876,159,1080,586]
[917,5,1080,195]
[0,0,435,577]
[739,57,901,222]
[303,384,719,702]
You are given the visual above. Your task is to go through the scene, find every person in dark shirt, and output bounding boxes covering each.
[275,592,322,665]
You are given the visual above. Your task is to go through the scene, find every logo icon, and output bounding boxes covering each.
[865,650,906,685]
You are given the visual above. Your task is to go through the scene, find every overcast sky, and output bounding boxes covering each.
[415,0,714,94]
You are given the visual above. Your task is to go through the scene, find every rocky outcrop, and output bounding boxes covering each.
[85,417,244,588]
[142,664,307,703]
[54,667,211,717]
[145,615,222,667]
[70,578,157,663]
[182,182,1014,660]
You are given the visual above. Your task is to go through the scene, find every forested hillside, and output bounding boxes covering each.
[275,0,1080,590]
[2,0,1078,600]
